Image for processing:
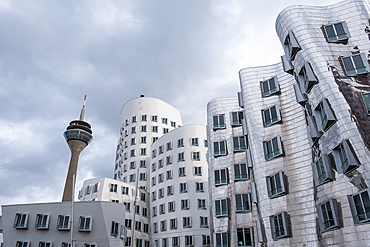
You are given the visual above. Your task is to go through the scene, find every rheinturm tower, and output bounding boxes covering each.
[62,95,93,202]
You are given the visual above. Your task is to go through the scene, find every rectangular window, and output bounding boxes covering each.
[323,21,350,42]
[152,137,158,143]
[166,170,173,180]
[16,242,30,247]
[152,162,156,172]
[57,215,70,230]
[215,199,228,217]
[213,114,226,129]
[162,117,168,124]
[141,125,147,132]
[314,98,336,131]
[152,115,157,122]
[130,161,136,169]
[185,236,194,246]
[152,126,158,133]
[158,159,164,169]
[170,218,177,229]
[361,92,370,114]
[167,185,174,195]
[142,207,148,217]
[140,148,146,156]
[141,136,147,144]
[141,192,146,202]
[124,202,131,212]
[152,207,157,217]
[260,76,280,97]
[348,188,370,224]
[262,105,281,127]
[158,145,164,154]
[198,199,206,209]
[231,111,243,126]
[284,30,301,61]
[92,183,99,193]
[125,238,132,247]
[192,152,200,161]
[79,216,92,231]
[235,194,251,212]
[215,232,228,247]
[140,160,146,167]
[214,140,227,156]
[130,149,135,157]
[196,182,204,192]
[317,199,340,232]
[141,115,147,121]
[263,136,283,160]
[110,184,118,192]
[270,212,290,240]
[135,221,142,231]
[152,149,157,158]
[129,174,135,182]
[234,164,248,180]
[191,138,199,146]
[132,116,137,123]
[179,167,186,177]
[194,166,202,176]
[215,168,228,185]
[180,182,188,193]
[202,235,211,246]
[266,171,286,198]
[177,138,184,147]
[171,121,176,127]
[14,213,28,229]
[166,155,173,165]
[161,220,167,231]
[340,53,370,76]
[143,224,149,234]
[136,239,143,247]
[122,186,129,195]
[311,155,334,186]
[233,136,247,151]
[159,188,164,198]
[172,236,179,247]
[153,222,158,233]
[298,62,318,94]
[237,228,253,247]
[166,141,172,151]
[125,219,132,229]
[39,242,52,247]
[131,126,136,134]
[332,139,360,174]
[120,225,127,239]
[111,221,119,236]
[152,176,156,186]
[163,128,169,134]
[181,199,190,210]
[183,217,192,228]
[158,173,164,183]
[168,201,175,212]
[35,214,49,229]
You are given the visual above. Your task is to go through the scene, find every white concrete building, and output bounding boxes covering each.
[1,201,126,247]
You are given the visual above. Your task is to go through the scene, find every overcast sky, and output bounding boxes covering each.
[0,0,340,226]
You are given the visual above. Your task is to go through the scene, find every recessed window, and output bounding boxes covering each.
[143,224,149,234]
[263,136,283,161]
[135,221,142,231]
[151,115,157,122]
[202,235,211,246]
[166,170,173,180]
[39,242,52,247]
[361,92,370,114]
[284,30,301,61]
[234,164,248,180]
[167,185,174,195]
[35,214,49,229]
[311,155,334,186]
[131,126,136,134]
[177,138,184,147]
[262,105,281,127]
[152,207,157,217]
[332,139,359,174]
[171,121,176,127]
[79,216,92,232]
[192,152,200,161]
[16,241,30,247]
[185,235,194,246]
[142,207,148,217]
[180,182,188,193]
[183,217,192,228]
[323,21,350,42]
[317,199,340,232]
[179,167,186,177]
[313,98,336,132]
[235,194,251,212]
[158,159,164,169]
[57,215,70,230]
[159,188,164,198]
[13,213,28,229]
[198,199,206,210]
[170,218,177,229]
[191,137,199,146]
[214,140,227,156]
[231,111,243,126]
[162,117,168,124]
[215,168,228,185]
[297,62,318,94]
[152,149,157,158]
[152,126,158,133]
[233,136,247,152]
[181,199,190,210]
[141,115,147,121]
[124,202,131,212]
[178,152,185,162]
[130,149,135,157]
[237,228,253,247]
[163,128,169,134]
[111,221,119,236]
[348,188,370,224]
[215,232,228,247]
[215,199,228,217]
[213,114,226,129]
[266,171,287,198]
[260,76,280,97]
[166,141,172,151]
[141,125,147,132]
[139,173,146,181]
[125,219,132,229]
[161,220,167,231]
[125,238,132,247]
[340,53,370,76]
[152,163,156,172]
[194,167,202,176]
[92,183,99,193]
[196,182,204,192]
[130,161,135,170]
[269,212,290,240]
[166,155,173,165]
[199,216,208,228]
[140,160,146,168]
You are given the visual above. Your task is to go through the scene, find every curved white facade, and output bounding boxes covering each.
[115,96,183,190]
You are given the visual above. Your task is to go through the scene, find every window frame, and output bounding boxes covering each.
[57,215,70,230]
[313,98,336,132]
[214,168,228,186]
[13,213,28,229]
[213,114,226,129]
[35,214,50,230]
[236,227,254,247]
[230,111,243,126]
[361,92,370,115]
[183,216,192,228]
[170,218,177,229]
[213,140,227,157]
[298,62,318,94]
[340,53,370,76]
[263,135,283,161]
[260,76,280,97]
[316,199,340,232]
[266,171,287,198]
[234,163,248,180]
[215,198,228,217]
[79,216,93,232]
[269,212,290,240]
[284,30,301,61]
[311,155,334,186]
[233,136,247,152]
[332,139,360,174]
[262,104,281,127]
[215,232,228,247]
[323,21,350,43]
[348,188,370,225]
[235,194,252,212]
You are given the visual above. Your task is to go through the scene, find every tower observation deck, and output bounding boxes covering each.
[62,95,93,202]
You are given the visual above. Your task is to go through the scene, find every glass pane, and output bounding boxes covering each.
[354,194,366,221]
[213,116,219,127]
[219,115,225,126]
[342,57,355,71]
[269,78,276,91]
[234,164,241,179]
[325,25,336,39]
[353,55,365,70]
[271,106,278,122]
[272,138,279,155]
[222,233,228,245]
[262,81,269,94]
[241,164,247,178]
[264,109,271,125]
[220,141,225,152]
[362,93,370,114]
[334,23,345,36]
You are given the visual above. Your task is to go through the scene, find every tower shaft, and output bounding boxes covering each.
[62,139,87,202]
